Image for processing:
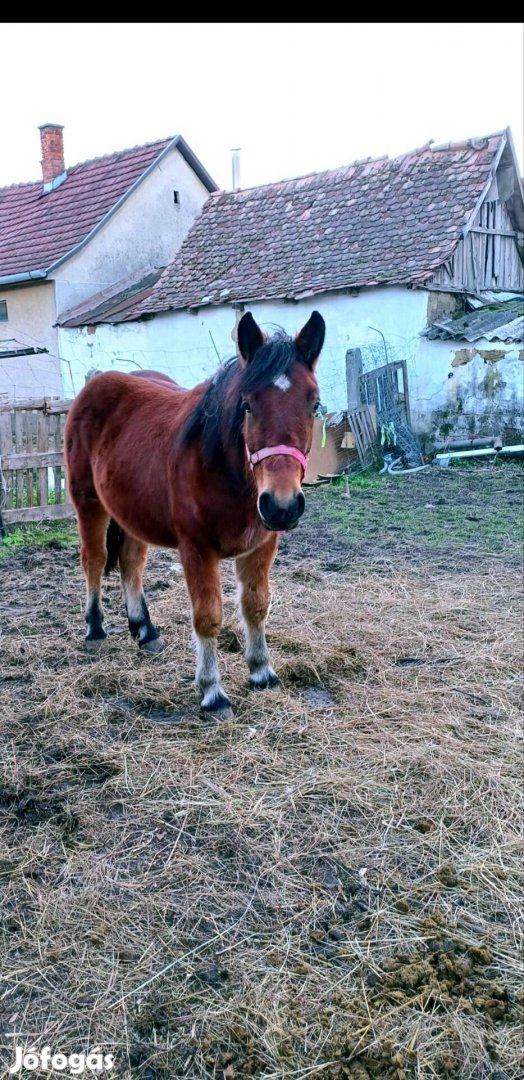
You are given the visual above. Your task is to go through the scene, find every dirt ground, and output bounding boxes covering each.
[0,463,523,1079]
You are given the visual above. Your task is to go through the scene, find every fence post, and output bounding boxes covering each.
[345,349,363,412]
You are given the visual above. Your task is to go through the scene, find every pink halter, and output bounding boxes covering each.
[246,443,309,478]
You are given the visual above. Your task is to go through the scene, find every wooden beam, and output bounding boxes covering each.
[470,227,518,238]
[345,349,363,411]
[0,399,72,415]
[3,451,64,470]
[3,503,75,524]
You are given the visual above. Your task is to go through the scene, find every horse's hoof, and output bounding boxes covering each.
[85,635,106,651]
[140,635,166,654]
[249,667,279,691]
[200,690,234,721]
[203,705,235,722]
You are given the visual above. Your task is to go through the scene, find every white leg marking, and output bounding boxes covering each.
[243,619,278,687]
[123,583,151,643]
[193,632,229,709]
[235,560,278,689]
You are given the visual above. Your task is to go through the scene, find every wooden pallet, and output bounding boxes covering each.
[347,405,378,466]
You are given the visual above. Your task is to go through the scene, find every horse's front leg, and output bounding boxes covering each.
[180,544,231,717]
[235,537,279,690]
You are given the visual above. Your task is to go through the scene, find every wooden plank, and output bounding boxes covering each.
[1,449,63,470]
[54,464,62,505]
[37,411,49,507]
[14,452,24,507]
[14,410,27,507]
[0,412,13,454]
[400,360,411,426]
[469,227,518,238]
[3,502,76,524]
[44,400,73,415]
[47,412,59,505]
[0,412,13,512]
[2,451,64,470]
[503,236,509,287]
[48,411,59,453]
[347,405,377,466]
[0,398,72,415]
[345,349,363,410]
[469,233,480,293]
[455,240,464,287]
[14,412,24,509]
[14,409,25,453]
[0,399,46,414]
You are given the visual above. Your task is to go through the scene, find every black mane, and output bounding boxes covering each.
[180,330,306,469]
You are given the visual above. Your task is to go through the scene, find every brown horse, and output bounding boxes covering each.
[64,311,325,717]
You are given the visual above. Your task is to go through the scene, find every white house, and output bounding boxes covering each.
[0,124,217,402]
[58,129,524,442]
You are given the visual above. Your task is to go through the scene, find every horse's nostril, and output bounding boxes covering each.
[259,492,273,521]
[296,492,305,518]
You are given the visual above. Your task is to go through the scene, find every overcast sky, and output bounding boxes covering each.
[1,23,523,190]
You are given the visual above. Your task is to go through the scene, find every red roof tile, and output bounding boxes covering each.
[0,136,217,279]
[130,132,506,317]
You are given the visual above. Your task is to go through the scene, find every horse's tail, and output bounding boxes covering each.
[105,518,124,576]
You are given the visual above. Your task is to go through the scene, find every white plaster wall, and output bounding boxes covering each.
[413,337,524,437]
[52,147,211,316]
[58,286,523,438]
[59,286,429,402]
[0,281,63,401]
[0,281,57,354]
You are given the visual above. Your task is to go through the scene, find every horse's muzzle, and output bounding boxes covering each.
[258,490,305,532]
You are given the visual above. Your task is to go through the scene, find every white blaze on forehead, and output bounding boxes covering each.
[273,374,292,392]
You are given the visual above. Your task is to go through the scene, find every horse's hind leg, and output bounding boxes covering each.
[76,502,110,644]
[118,533,163,652]
[235,539,279,690]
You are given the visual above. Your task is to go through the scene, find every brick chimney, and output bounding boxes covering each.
[38,123,66,191]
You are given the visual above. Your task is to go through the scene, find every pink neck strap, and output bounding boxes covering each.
[246,443,309,478]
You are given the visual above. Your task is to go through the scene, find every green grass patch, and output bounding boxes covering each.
[306,463,524,559]
[0,519,78,561]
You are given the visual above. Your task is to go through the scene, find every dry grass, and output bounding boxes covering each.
[0,473,523,1078]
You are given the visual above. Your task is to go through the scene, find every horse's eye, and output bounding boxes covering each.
[313,401,325,417]
[241,399,251,414]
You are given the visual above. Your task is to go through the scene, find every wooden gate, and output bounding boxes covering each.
[0,399,74,524]
[360,360,411,425]
[345,348,412,465]
[346,349,411,424]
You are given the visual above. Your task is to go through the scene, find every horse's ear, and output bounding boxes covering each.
[237,312,265,365]
[295,311,325,368]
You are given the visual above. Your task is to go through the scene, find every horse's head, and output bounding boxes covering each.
[237,311,325,532]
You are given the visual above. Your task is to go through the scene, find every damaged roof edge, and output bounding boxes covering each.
[55,266,166,328]
[424,296,524,342]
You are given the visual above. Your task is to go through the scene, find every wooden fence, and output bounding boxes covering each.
[0,398,74,524]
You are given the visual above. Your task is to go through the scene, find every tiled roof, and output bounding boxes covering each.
[130,132,506,317]
[56,267,165,327]
[0,136,217,279]
[426,297,524,342]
